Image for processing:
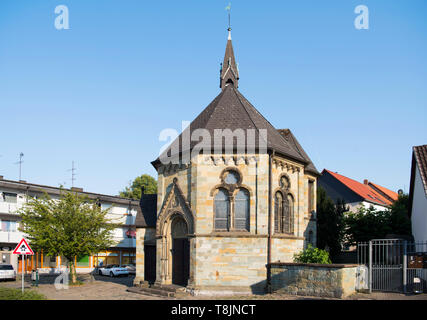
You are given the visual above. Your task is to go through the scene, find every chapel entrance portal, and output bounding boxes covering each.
[171,216,190,286]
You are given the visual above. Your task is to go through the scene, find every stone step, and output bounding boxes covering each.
[127,286,175,298]
[149,284,184,293]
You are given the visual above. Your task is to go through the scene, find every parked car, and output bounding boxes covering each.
[97,264,129,277]
[0,264,16,281]
[122,263,136,274]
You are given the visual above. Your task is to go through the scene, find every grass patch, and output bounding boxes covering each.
[0,287,47,300]
[69,280,84,286]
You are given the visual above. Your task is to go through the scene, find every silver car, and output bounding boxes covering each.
[0,264,16,281]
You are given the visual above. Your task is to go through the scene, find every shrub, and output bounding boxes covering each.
[293,244,332,264]
[0,287,47,300]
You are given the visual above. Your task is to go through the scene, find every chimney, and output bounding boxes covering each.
[363,179,368,185]
[0,175,3,180]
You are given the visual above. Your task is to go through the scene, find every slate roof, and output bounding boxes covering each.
[152,84,310,169]
[413,145,427,196]
[151,31,318,177]
[135,194,157,228]
[322,169,394,206]
[277,129,319,176]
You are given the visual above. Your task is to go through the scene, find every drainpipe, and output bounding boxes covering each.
[266,150,273,293]
[255,158,258,235]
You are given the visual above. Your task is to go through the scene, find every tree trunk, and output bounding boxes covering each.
[68,259,77,284]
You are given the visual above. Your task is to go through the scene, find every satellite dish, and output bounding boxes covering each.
[398,189,404,195]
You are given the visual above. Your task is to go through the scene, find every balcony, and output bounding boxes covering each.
[0,202,20,214]
[0,231,24,244]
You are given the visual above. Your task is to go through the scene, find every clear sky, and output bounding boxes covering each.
[0,0,426,196]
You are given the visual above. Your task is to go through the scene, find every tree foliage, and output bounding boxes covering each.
[119,174,157,199]
[344,194,412,245]
[293,244,332,264]
[18,190,117,283]
[316,186,347,259]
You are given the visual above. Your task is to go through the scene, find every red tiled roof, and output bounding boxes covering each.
[368,182,398,202]
[323,169,394,206]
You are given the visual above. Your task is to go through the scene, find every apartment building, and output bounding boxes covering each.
[0,175,139,273]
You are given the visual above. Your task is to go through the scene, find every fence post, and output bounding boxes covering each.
[369,240,372,293]
[403,240,407,294]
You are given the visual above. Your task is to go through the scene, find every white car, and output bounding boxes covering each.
[122,263,136,274]
[98,264,129,277]
[0,264,16,281]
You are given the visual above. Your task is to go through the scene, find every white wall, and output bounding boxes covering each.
[411,164,427,242]
[347,201,388,213]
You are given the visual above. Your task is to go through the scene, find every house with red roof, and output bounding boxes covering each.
[318,169,398,212]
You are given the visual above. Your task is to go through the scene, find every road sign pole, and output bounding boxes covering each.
[22,254,24,293]
[13,238,34,294]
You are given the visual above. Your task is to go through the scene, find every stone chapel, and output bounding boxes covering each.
[133,27,319,294]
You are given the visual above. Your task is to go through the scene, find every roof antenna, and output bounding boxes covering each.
[15,153,24,181]
[68,161,77,188]
[225,2,232,39]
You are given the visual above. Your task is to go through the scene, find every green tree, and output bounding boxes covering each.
[388,194,412,236]
[343,194,412,245]
[18,190,117,284]
[344,206,391,245]
[119,174,157,199]
[316,186,347,259]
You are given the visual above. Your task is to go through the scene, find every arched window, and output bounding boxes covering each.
[286,194,294,234]
[234,189,250,231]
[214,188,230,230]
[224,170,240,185]
[282,195,290,234]
[274,192,283,233]
[280,175,290,189]
[274,191,294,235]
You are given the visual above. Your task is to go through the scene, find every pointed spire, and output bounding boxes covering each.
[220,3,239,90]
[220,29,239,90]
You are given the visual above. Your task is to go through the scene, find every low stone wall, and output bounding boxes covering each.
[269,262,359,298]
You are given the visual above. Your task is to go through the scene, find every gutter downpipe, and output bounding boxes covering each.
[266,150,274,293]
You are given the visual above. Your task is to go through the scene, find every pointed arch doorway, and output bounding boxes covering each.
[171,216,190,286]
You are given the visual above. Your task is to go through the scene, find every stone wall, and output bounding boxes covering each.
[191,235,268,293]
[134,227,156,286]
[270,262,358,298]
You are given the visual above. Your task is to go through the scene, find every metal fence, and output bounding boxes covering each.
[357,239,427,293]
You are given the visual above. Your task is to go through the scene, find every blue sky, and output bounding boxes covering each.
[0,0,426,196]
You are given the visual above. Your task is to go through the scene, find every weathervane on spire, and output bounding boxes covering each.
[225,2,232,35]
